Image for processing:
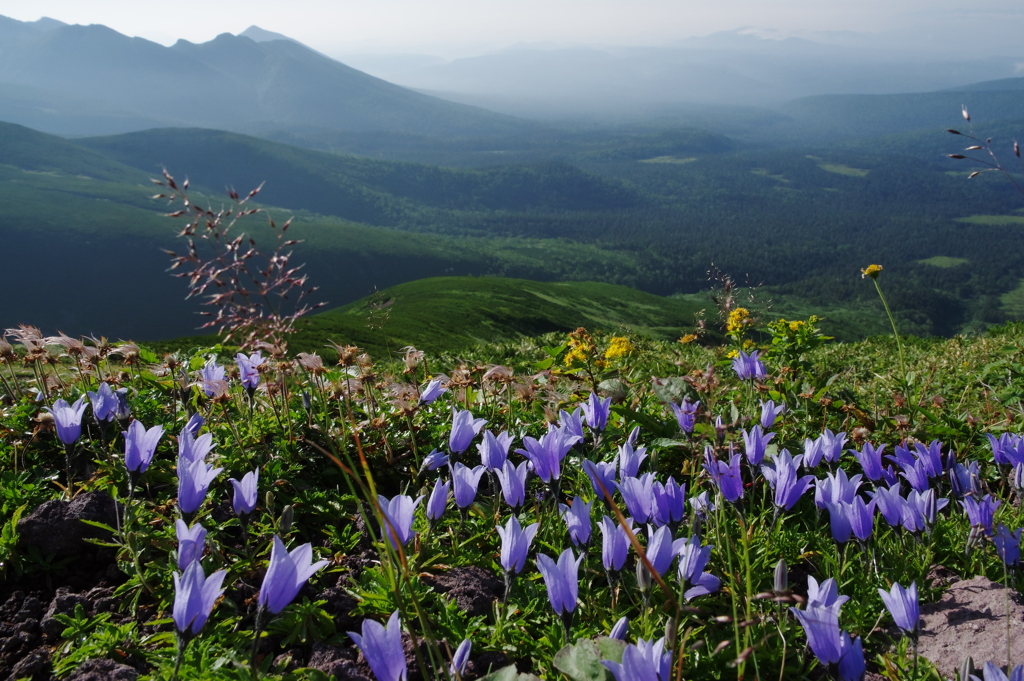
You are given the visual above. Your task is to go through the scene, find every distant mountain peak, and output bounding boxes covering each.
[239,25,298,44]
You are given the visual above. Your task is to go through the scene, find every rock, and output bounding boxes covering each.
[17,492,120,560]
[63,657,139,680]
[423,566,503,617]
[7,645,48,679]
[317,587,359,632]
[41,588,89,640]
[918,575,1024,677]
[308,642,369,680]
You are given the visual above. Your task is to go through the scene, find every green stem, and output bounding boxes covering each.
[872,279,907,383]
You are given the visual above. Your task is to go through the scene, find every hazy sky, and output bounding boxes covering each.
[3,0,1023,57]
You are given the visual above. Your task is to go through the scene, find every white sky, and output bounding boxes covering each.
[2,0,1023,57]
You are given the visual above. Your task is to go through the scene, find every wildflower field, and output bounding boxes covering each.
[3,302,1024,681]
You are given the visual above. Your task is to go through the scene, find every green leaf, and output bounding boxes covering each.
[650,376,688,405]
[553,638,615,681]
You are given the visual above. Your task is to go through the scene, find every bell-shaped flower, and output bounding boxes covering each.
[617,474,656,524]
[258,535,329,614]
[178,457,223,515]
[123,419,164,474]
[731,350,767,381]
[347,610,407,681]
[675,535,719,600]
[837,632,866,681]
[609,616,629,641]
[426,476,450,524]
[951,460,983,499]
[742,425,774,466]
[618,441,648,479]
[199,358,227,398]
[904,489,945,533]
[235,351,264,390]
[793,599,843,665]
[496,515,539,575]
[178,428,215,466]
[46,397,89,445]
[451,462,486,509]
[495,459,530,508]
[602,637,671,681]
[820,429,848,464]
[420,448,448,473]
[852,442,886,481]
[961,494,1000,536]
[582,392,612,432]
[599,516,633,572]
[449,408,486,454]
[994,524,1022,567]
[229,469,259,516]
[450,638,472,679]
[643,524,676,577]
[584,459,618,500]
[900,458,931,493]
[184,412,204,436]
[878,581,919,636]
[803,435,826,469]
[652,477,686,527]
[536,548,583,616]
[378,493,423,549]
[760,400,785,430]
[913,440,945,479]
[763,450,813,511]
[670,397,699,435]
[478,430,513,471]
[175,519,207,570]
[988,433,1024,466]
[559,408,585,441]
[173,561,227,636]
[419,377,447,405]
[869,483,905,527]
[815,468,863,510]
[87,383,119,422]
[689,491,715,522]
[559,496,594,546]
[516,426,580,483]
[703,447,744,503]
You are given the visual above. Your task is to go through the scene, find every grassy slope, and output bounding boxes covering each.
[153,277,707,358]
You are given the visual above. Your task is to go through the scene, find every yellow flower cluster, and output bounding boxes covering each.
[678,333,698,344]
[603,336,634,360]
[563,327,595,366]
[788,320,806,332]
[726,307,751,333]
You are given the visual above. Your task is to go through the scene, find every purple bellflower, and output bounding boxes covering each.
[900,458,931,493]
[184,412,204,436]
[259,535,329,615]
[951,460,982,498]
[478,430,513,471]
[178,428,215,466]
[426,476,450,524]
[378,493,423,549]
[348,611,407,681]
[450,639,472,679]
[763,450,814,511]
[599,516,633,573]
[175,519,207,570]
[618,441,649,479]
[123,419,164,474]
[451,462,486,509]
[852,442,886,481]
[837,633,866,681]
[87,383,118,422]
[994,524,1022,567]
[793,598,843,665]
[560,408,585,441]
[516,426,580,484]
[603,637,671,681]
[803,435,826,469]
[652,477,686,527]
[173,561,227,636]
[177,457,223,516]
[870,483,905,528]
[988,433,1024,467]
[670,397,699,435]
[962,494,1001,536]
[760,399,786,430]
[582,392,612,432]
[46,397,88,445]
[559,496,594,546]
[703,447,744,503]
[617,474,656,524]
[878,581,919,636]
[974,662,1024,681]
[815,468,863,510]
[913,440,945,479]
[235,351,263,391]
[584,459,618,500]
[229,469,259,516]
[643,524,676,577]
[675,535,720,600]
[419,378,447,405]
[199,358,227,398]
[731,350,767,381]
[609,616,630,641]
[819,429,848,464]
[536,548,583,619]
[742,425,774,466]
[495,459,530,508]
[496,515,540,575]
[449,408,486,454]
[420,448,448,473]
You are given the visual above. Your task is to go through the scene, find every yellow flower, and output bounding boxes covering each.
[742,339,755,350]
[861,264,883,279]
[678,333,698,344]
[788,320,806,332]
[603,336,634,360]
[563,327,595,366]
[726,349,739,358]
[726,307,751,333]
